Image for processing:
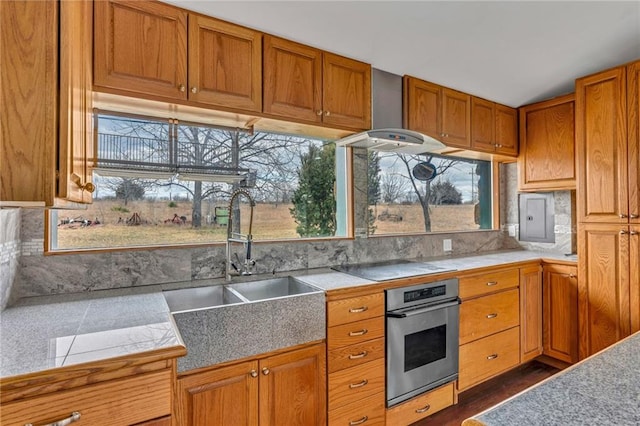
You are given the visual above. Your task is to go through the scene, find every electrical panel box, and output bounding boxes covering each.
[519,193,555,243]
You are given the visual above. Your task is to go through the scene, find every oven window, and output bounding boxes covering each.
[404,324,447,372]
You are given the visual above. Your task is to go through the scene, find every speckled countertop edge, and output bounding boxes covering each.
[0,249,575,380]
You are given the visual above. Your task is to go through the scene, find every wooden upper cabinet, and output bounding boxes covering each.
[188,15,262,112]
[263,36,322,123]
[403,76,441,140]
[518,94,576,191]
[576,66,628,223]
[543,264,578,364]
[263,36,371,130]
[94,0,188,100]
[494,103,518,156]
[322,52,371,129]
[471,97,495,152]
[628,60,640,224]
[441,87,471,148]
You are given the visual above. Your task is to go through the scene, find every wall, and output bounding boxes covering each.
[0,209,21,309]
[14,208,507,298]
[501,163,576,254]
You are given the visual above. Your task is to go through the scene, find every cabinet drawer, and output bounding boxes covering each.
[459,268,519,299]
[328,337,384,373]
[458,327,520,391]
[2,369,172,426]
[386,382,454,425]
[328,293,384,327]
[459,288,520,344]
[328,358,385,409]
[328,317,384,350]
[328,391,385,426]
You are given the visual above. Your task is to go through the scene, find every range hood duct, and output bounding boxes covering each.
[334,68,446,154]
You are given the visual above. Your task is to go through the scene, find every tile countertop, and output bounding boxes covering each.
[462,331,640,426]
[0,249,575,381]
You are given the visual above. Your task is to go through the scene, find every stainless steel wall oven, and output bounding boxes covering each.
[386,278,460,406]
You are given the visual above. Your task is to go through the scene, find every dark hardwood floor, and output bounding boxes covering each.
[413,361,561,426]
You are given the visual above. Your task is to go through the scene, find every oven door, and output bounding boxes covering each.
[386,299,459,406]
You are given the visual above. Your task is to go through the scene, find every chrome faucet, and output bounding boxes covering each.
[226,189,256,280]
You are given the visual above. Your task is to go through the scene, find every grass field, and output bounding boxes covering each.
[54,200,478,249]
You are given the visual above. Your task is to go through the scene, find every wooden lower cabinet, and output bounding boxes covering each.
[520,265,543,362]
[458,326,521,391]
[2,370,172,426]
[543,264,579,363]
[329,392,385,426]
[176,343,326,426]
[386,382,455,426]
[459,288,519,345]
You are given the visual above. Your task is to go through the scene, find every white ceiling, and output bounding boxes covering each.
[166,1,640,107]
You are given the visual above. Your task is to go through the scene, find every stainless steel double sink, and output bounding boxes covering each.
[163,276,322,313]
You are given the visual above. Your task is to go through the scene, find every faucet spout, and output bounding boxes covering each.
[226,189,256,280]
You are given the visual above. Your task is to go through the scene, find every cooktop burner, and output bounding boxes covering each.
[332,260,455,282]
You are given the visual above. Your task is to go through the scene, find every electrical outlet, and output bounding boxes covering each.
[443,239,452,252]
[508,225,517,237]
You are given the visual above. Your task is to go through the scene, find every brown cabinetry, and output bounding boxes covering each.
[471,98,518,156]
[519,265,543,363]
[1,0,94,206]
[263,36,371,130]
[542,263,578,363]
[518,94,576,191]
[441,88,472,148]
[385,382,455,425]
[327,291,385,425]
[176,343,326,426]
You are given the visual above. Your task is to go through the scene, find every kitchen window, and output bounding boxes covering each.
[49,113,349,251]
[366,152,494,235]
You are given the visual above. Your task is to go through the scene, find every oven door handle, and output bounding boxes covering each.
[386,298,460,318]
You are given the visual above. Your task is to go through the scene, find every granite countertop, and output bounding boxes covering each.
[463,331,640,425]
[0,249,576,381]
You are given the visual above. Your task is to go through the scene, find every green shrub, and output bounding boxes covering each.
[168,201,178,208]
[111,206,129,213]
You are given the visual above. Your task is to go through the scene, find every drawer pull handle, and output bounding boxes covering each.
[486,313,498,319]
[415,404,431,414]
[349,351,368,360]
[349,379,369,389]
[349,416,368,425]
[349,306,368,313]
[486,281,498,286]
[349,329,368,337]
[25,411,81,426]
[487,354,499,360]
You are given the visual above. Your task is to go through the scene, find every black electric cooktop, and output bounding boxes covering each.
[332,259,455,282]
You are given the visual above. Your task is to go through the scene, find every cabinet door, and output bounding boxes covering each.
[576,67,628,223]
[322,52,371,130]
[441,88,471,148]
[58,0,93,204]
[188,15,262,112]
[495,103,518,156]
[630,225,640,333]
[403,76,441,140]
[578,223,631,359]
[518,94,575,191]
[263,36,322,123]
[176,361,258,426]
[520,265,543,362]
[542,264,578,363]
[471,97,495,153]
[628,60,640,223]
[259,344,326,426]
[0,0,57,204]
[94,0,188,100]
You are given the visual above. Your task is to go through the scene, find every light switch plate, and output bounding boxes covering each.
[443,239,452,252]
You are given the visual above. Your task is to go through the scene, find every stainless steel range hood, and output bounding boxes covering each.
[334,69,446,154]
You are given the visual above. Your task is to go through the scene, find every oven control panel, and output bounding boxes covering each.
[404,285,446,303]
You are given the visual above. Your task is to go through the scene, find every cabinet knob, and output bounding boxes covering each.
[70,173,95,193]
[631,231,639,236]
[620,230,628,235]
[569,274,576,279]
[495,144,503,148]
[262,367,270,375]
[191,87,198,94]
[178,84,186,92]
[324,110,331,116]
[250,369,258,378]
[630,214,639,219]
[620,214,628,219]
[316,110,323,116]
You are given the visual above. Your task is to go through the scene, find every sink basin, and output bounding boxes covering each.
[226,276,321,301]
[164,285,244,312]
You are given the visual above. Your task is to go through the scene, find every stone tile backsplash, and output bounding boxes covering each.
[0,208,21,309]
